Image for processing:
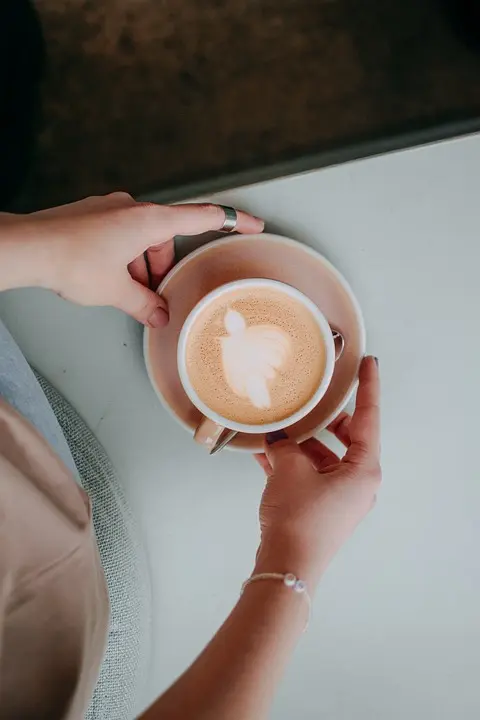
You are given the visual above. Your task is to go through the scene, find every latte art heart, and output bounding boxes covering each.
[221,310,291,409]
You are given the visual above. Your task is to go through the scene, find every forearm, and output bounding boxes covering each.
[0,216,58,291]
[140,557,310,720]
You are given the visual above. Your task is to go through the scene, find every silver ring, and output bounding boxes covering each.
[219,205,238,232]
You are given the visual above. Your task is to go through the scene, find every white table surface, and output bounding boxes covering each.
[1,134,480,719]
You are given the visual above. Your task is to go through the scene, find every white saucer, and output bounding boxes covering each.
[144,233,366,452]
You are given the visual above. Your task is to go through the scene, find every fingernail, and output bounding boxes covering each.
[148,307,168,328]
[266,430,288,445]
[374,356,379,367]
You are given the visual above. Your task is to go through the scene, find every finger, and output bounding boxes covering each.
[344,356,380,467]
[119,202,263,257]
[149,203,264,239]
[300,437,340,471]
[264,431,313,474]
[254,453,273,476]
[146,239,175,290]
[128,254,150,287]
[115,277,169,327]
[327,412,352,447]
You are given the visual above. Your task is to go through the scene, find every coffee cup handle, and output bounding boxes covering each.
[194,417,225,449]
[194,417,237,454]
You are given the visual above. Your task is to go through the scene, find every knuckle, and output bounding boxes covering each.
[196,202,223,221]
[105,190,135,205]
[197,202,221,214]
[355,439,370,458]
[277,449,310,473]
[107,191,133,202]
[125,202,163,228]
[289,453,307,470]
[133,201,162,215]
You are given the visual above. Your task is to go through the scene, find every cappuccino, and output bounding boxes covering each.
[184,285,326,426]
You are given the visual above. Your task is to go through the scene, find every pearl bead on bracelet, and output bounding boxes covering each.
[241,572,311,631]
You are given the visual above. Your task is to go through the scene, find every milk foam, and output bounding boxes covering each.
[185,286,326,426]
[221,309,291,409]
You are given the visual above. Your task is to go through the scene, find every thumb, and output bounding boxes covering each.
[264,430,312,474]
[116,278,169,327]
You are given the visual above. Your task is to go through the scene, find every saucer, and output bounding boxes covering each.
[144,234,366,452]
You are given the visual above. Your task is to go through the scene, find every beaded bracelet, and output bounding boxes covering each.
[241,572,311,632]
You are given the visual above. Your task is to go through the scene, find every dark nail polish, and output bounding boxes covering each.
[374,356,379,368]
[266,430,288,445]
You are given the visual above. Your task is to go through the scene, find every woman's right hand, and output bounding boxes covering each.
[254,356,381,589]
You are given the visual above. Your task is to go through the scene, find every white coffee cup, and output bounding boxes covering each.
[177,278,335,451]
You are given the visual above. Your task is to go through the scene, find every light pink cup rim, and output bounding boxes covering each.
[143,233,366,452]
[177,278,336,435]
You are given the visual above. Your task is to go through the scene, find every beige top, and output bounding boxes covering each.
[0,399,109,719]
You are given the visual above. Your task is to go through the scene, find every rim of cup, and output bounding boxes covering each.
[177,278,336,435]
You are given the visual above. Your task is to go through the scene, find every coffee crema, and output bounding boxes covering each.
[184,286,326,426]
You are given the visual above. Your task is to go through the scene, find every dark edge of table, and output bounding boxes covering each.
[140,116,480,203]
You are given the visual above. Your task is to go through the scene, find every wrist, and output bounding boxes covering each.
[0,218,63,292]
[254,531,326,591]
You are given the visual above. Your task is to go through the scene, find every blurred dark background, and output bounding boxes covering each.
[2,0,480,211]
[0,0,44,209]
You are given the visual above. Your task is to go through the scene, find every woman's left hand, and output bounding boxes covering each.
[4,193,263,326]
[254,356,381,588]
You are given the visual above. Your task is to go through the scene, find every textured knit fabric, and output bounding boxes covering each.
[35,374,152,720]
[0,318,151,719]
